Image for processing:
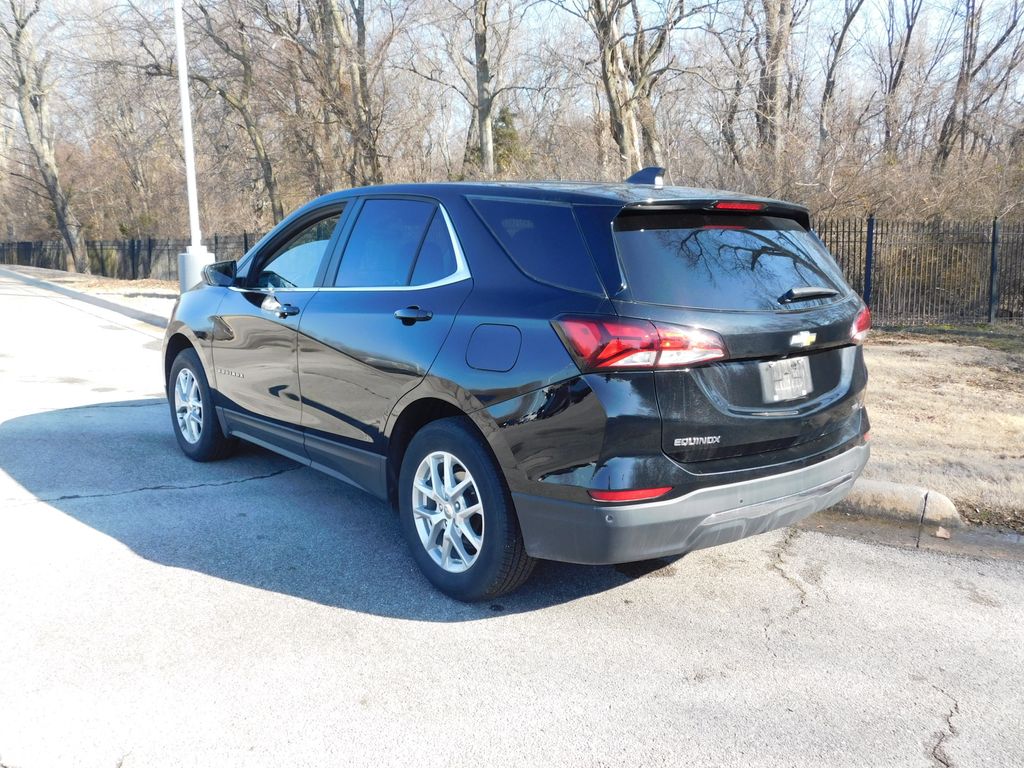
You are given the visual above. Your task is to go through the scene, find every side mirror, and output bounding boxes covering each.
[202,259,237,287]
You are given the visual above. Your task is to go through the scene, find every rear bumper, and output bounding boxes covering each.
[512,443,869,564]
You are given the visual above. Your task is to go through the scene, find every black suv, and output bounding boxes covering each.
[163,172,870,600]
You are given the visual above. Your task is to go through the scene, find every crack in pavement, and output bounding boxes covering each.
[762,529,813,654]
[768,528,810,618]
[928,686,961,768]
[3,465,302,508]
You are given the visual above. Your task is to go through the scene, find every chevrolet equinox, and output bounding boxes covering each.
[163,170,871,600]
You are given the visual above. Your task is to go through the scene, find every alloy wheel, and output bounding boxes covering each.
[411,451,484,573]
[174,368,203,444]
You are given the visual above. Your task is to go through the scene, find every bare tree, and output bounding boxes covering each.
[404,0,534,177]
[876,0,923,159]
[705,0,756,170]
[934,0,1024,169]
[257,0,404,186]
[818,0,865,151]
[472,0,497,175]
[132,0,286,222]
[0,0,88,272]
[560,0,695,175]
[754,0,793,165]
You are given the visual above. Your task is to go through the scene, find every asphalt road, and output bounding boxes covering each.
[1,270,1022,767]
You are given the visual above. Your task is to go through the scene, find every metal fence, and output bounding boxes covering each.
[812,217,1020,325]
[2,218,1023,326]
[0,233,261,281]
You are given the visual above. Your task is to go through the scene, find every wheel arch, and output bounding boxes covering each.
[384,393,521,511]
[163,324,215,387]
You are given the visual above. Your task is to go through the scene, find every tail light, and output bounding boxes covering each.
[851,307,871,344]
[554,316,728,372]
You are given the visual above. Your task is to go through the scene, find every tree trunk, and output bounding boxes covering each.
[2,2,89,273]
[818,0,864,155]
[329,0,383,185]
[473,0,495,176]
[241,112,285,223]
[755,0,793,167]
[634,89,663,168]
[881,0,923,160]
[592,1,642,175]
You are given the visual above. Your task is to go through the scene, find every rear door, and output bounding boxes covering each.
[297,197,472,489]
[607,207,868,469]
[212,207,345,460]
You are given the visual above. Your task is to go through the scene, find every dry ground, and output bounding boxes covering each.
[864,325,1024,531]
[8,264,178,295]
[5,265,1022,530]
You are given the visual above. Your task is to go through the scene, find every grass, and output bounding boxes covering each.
[865,324,1024,532]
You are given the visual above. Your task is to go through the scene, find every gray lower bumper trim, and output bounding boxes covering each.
[513,444,870,564]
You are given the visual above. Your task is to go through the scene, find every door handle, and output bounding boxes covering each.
[261,294,300,318]
[394,306,433,325]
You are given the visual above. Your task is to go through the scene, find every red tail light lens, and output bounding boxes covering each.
[589,487,672,503]
[851,307,871,344]
[555,316,728,371]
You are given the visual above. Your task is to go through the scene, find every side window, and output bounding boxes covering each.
[469,197,604,295]
[255,212,341,289]
[335,199,435,287]
[410,211,458,286]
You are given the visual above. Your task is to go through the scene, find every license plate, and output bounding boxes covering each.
[759,356,813,403]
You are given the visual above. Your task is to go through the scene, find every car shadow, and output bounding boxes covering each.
[0,399,677,622]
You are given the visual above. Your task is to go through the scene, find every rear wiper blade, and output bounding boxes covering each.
[778,286,839,304]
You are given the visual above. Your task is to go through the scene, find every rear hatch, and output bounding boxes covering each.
[608,204,869,472]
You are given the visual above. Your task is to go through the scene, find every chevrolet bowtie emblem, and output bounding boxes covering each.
[790,331,817,348]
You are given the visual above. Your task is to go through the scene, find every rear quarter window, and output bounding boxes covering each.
[469,197,604,295]
[613,212,851,311]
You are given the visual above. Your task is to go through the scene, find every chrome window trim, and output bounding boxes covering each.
[327,201,470,291]
[233,201,470,294]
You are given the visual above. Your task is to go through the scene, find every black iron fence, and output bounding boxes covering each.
[0,233,262,281]
[814,217,1023,325]
[2,218,1023,326]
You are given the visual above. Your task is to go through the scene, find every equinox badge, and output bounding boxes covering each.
[674,436,722,447]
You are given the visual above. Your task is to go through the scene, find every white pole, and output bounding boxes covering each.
[173,0,214,291]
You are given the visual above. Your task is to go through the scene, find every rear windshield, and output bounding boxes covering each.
[613,212,849,311]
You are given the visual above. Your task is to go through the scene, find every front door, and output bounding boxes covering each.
[213,207,344,461]
[297,197,472,487]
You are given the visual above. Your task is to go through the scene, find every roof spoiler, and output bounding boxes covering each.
[625,166,665,188]
[619,199,812,231]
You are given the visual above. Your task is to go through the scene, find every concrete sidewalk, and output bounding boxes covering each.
[1,271,1023,768]
[0,265,175,328]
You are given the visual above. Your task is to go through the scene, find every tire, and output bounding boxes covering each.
[167,348,237,462]
[399,417,535,601]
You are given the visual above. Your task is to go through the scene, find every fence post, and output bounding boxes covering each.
[988,217,1001,324]
[863,214,875,306]
[243,231,249,253]
[214,233,219,257]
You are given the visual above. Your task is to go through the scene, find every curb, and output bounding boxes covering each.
[835,478,963,528]
[0,266,170,329]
